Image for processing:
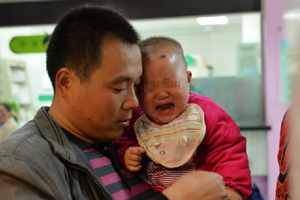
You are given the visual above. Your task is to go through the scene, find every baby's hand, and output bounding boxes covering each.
[124,146,146,172]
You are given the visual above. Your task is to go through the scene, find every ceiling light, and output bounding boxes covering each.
[196,16,229,25]
[284,11,300,20]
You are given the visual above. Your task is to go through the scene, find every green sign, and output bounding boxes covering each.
[10,35,50,54]
[184,55,194,66]
[38,95,53,101]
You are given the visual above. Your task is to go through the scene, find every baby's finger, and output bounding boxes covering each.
[127,164,142,172]
[137,147,146,154]
[128,153,143,162]
[128,146,141,155]
[127,159,142,167]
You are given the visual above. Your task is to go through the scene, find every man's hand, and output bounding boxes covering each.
[162,171,232,200]
[124,146,146,172]
[226,186,242,200]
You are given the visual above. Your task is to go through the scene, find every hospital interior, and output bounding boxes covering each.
[0,0,299,199]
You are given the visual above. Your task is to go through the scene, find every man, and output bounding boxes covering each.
[0,5,231,200]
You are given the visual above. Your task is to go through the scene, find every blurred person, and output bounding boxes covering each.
[276,108,291,200]
[0,102,19,142]
[0,5,232,200]
[113,37,252,200]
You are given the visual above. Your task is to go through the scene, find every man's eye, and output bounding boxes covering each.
[114,88,125,93]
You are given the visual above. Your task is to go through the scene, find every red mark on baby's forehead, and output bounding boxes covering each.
[160,55,166,58]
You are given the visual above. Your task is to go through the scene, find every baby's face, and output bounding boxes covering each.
[139,49,192,124]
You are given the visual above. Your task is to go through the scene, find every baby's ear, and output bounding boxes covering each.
[187,70,192,83]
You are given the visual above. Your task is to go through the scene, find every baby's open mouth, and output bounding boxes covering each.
[156,103,174,112]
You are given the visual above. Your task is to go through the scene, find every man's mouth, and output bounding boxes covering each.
[117,119,130,127]
[117,115,131,125]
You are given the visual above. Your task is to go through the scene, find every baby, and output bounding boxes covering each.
[113,36,251,200]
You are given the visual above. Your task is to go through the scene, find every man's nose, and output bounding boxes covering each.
[123,90,139,110]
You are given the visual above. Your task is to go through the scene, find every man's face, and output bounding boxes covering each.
[68,40,142,142]
[0,105,10,124]
[139,48,191,124]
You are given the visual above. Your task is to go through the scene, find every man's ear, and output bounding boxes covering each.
[55,68,72,101]
[187,70,192,85]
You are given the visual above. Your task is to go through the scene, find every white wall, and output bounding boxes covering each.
[132,15,244,77]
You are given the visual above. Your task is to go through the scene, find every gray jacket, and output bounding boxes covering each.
[0,107,114,200]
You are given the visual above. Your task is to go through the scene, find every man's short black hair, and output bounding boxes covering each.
[46,4,140,89]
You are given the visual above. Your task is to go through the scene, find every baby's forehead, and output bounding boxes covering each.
[146,44,176,55]
[143,79,180,83]
[145,53,186,70]
[142,74,181,82]
[147,49,182,63]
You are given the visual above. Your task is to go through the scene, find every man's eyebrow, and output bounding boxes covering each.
[111,75,132,84]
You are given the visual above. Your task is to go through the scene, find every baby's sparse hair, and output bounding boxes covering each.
[139,36,187,68]
[139,36,183,52]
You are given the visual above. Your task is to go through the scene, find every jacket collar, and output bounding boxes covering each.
[34,106,78,164]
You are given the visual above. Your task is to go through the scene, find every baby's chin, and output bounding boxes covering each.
[154,116,177,125]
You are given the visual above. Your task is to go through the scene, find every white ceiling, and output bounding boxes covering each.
[131,13,245,33]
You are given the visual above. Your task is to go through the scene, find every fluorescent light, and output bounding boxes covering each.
[284,11,300,20]
[197,16,229,25]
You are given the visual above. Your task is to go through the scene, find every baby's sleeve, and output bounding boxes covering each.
[202,105,252,200]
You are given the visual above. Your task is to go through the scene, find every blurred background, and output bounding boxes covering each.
[0,0,297,199]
